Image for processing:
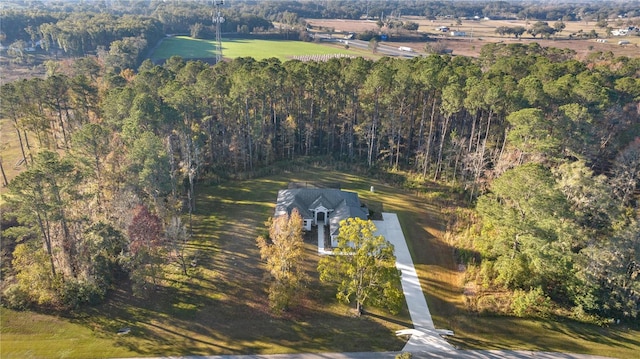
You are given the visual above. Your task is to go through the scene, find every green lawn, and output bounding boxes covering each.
[0,307,139,359]
[1,165,638,358]
[150,36,218,61]
[1,167,411,358]
[221,38,361,60]
[447,315,640,359]
[150,36,367,62]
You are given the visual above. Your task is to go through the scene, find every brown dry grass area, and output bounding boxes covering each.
[0,54,48,85]
[412,36,639,59]
[0,119,27,195]
[309,17,640,59]
[306,18,380,33]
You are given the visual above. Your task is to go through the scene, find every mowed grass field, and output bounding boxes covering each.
[151,35,366,62]
[150,36,218,60]
[2,165,639,358]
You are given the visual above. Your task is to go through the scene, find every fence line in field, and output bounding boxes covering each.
[291,53,355,62]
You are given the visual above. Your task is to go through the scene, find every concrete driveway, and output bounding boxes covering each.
[371,213,614,359]
[373,213,454,353]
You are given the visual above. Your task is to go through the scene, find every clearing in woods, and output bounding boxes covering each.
[2,166,639,358]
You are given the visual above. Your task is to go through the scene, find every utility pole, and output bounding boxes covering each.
[213,0,225,63]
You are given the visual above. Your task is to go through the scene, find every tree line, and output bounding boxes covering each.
[0,2,272,70]
[4,0,640,60]
[1,41,638,317]
[230,0,640,23]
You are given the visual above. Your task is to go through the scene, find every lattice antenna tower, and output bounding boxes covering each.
[213,0,225,63]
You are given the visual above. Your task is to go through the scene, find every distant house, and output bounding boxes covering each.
[274,188,369,247]
[612,29,629,36]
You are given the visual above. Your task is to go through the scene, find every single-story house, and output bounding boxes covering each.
[274,188,369,248]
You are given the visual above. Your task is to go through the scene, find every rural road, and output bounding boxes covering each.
[314,33,421,58]
[344,38,421,58]
[115,350,614,359]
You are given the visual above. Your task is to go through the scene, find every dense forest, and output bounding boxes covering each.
[2,43,639,320]
[0,0,639,323]
[5,0,638,22]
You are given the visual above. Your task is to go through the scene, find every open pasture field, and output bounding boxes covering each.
[221,38,364,60]
[151,35,367,62]
[307,17,640,59]
[150,36,218,62]
[2,165,639,358]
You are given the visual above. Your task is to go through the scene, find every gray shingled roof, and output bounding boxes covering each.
[274,189,369,237]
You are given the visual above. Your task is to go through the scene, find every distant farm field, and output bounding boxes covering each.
[222,38,362,60]
[307,17,640,59]
[150,36,365,62]
[150,36,218,61]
